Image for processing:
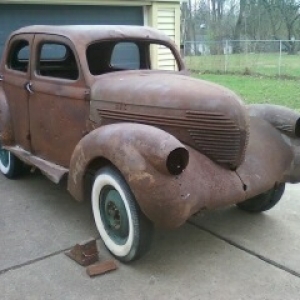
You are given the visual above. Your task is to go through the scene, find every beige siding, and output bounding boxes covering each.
[157,8,175,40]
[147,2,180,69]
[157,7,177,70]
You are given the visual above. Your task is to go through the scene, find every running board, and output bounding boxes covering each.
[4,146,69,184]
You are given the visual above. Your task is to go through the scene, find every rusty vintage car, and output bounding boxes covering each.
[1,25,300,262]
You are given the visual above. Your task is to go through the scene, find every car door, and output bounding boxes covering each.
[1,34,33,151]
[29,34,89,167]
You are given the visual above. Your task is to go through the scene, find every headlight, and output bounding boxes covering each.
[166,147,189,175]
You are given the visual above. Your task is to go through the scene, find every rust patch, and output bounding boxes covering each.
[72,146,87,185]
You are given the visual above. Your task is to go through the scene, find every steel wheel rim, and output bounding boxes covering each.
[0,142,9,168]
[99,185,130,245]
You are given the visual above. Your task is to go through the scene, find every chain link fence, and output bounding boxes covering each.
[184,40,300,78]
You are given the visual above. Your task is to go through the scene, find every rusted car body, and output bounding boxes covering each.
[1,25,300,262]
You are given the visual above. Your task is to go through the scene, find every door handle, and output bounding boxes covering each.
[0,75,3,81]
[25,82,34,94]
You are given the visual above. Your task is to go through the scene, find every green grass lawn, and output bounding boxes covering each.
[193,73,300,110]
[186,52,300,78]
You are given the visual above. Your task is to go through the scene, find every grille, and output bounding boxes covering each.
[186,111,243,168]
[97,108,245,168]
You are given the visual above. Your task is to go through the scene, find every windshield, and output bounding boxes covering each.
[86,40,180,75]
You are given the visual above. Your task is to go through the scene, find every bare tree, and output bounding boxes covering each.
[232,0,247,52]
[181,0,300,56]
[181,0,198,54]
[262,0,300,53]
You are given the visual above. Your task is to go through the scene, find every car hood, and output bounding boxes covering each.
[90,70,246,122]
[90,70,249,169]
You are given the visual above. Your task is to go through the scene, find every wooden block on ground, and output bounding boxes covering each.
[86,260,118,277]
[65,238,99,266]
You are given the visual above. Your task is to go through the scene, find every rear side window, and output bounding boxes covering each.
[7,39,30,73]
[87,41,142,75]
[36,42,79,80]
[86,40,180,75]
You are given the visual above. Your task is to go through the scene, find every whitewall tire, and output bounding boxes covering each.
[91,166,153,262]
[0,141,24,179]
[0,149,11,175]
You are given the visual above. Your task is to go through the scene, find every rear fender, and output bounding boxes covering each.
[0,87,14,145]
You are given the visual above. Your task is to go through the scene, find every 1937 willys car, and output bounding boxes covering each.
[1,25,300,262]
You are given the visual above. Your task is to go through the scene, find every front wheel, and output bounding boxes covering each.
[0,142,25,179]
[91,166,154,262]
[236,183,285,213]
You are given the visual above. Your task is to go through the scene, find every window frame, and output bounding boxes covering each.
[6,39,30,74]
[35,41,79,81]
[86,38,182,76]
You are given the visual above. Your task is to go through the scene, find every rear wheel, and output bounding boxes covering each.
[236,183,285,213]
[91,166,154,262]
[0,141,25,179]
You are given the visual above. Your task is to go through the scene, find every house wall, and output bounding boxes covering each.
[0,0,182,69]
[147,2,181,69]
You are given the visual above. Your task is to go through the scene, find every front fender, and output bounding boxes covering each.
[247,104,300,138]
[68,123,248,229]
[0,87,14,145]
[68,122,187,202]
[246,104,300,183]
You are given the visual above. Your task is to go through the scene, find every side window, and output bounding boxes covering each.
[36,42,79,80]
[110,42,140,70]
[86,41,141,75]
[7,40,30,72]
[40,44,67,60]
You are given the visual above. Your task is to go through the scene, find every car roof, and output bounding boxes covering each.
[13,25,174,45]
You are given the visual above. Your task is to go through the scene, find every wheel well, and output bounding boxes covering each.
[83,157,113,201]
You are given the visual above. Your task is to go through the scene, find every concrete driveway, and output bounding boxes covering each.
[1,172,300,300]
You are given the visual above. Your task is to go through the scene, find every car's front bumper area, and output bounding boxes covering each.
[128,145,246,229]
[129,116,298,229]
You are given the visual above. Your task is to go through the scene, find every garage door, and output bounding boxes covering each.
[0,4,144,57]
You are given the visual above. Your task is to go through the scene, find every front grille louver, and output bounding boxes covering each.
[186,111,243,167]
